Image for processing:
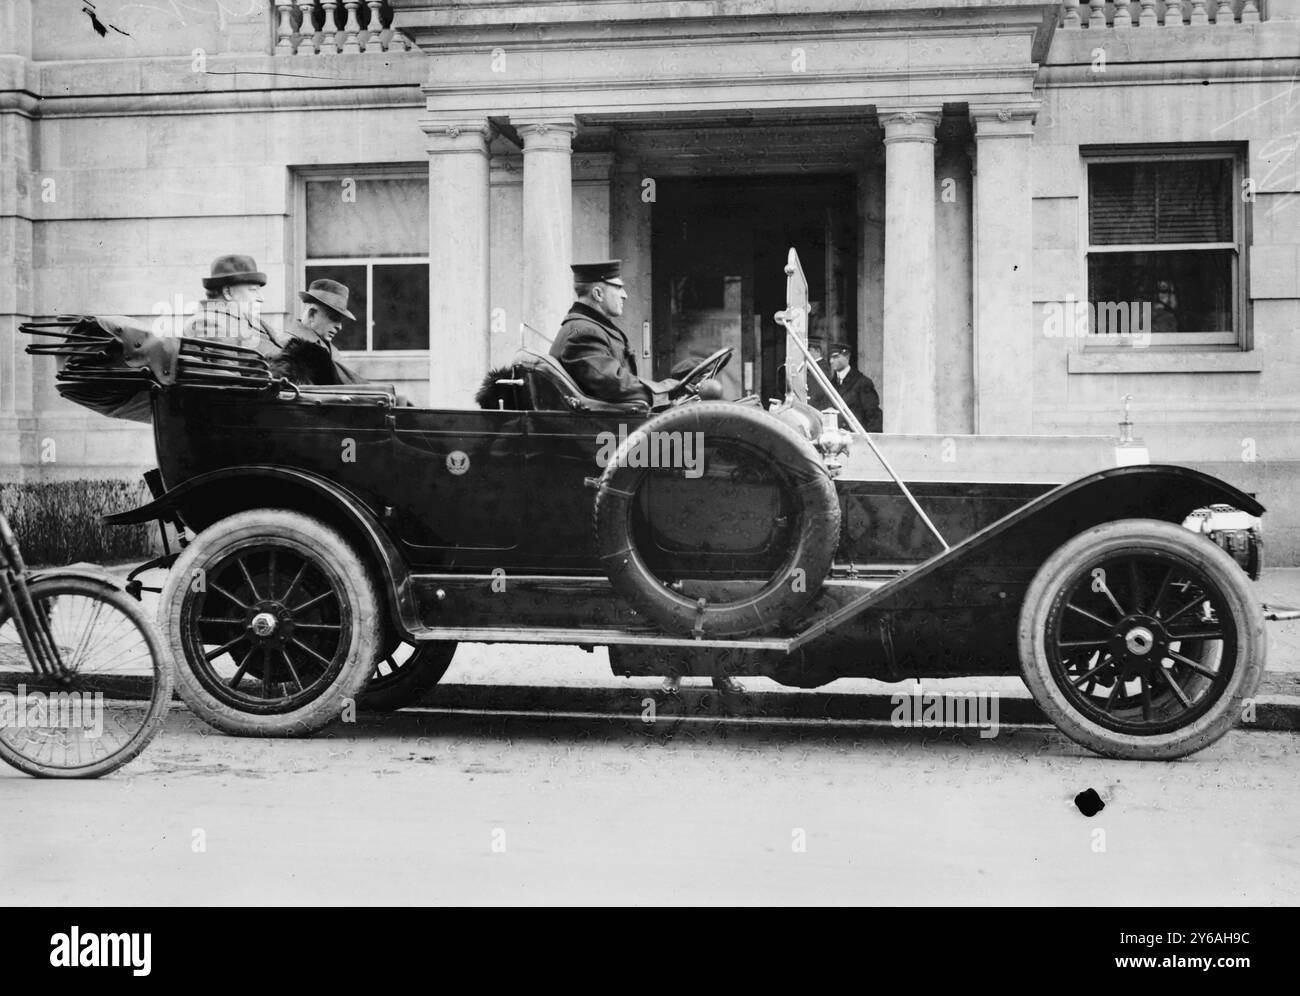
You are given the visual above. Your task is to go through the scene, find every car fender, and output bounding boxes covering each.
[867,463,1263,613]
[104,465,420,636]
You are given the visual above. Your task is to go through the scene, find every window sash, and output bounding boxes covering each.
[1083,149,1243,348]
[306,256,430,353]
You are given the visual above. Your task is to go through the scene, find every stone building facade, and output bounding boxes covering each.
[2,1,1298,555]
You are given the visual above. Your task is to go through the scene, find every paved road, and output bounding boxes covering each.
[2,706,1297,905]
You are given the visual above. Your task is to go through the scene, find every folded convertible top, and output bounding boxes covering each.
[21,316,275,422]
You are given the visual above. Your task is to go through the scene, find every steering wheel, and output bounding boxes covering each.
[667,346,733,400]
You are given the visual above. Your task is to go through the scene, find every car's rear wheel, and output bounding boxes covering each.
[358,640,455,712]
[159,509,381,737]
[1018,519,1265,760]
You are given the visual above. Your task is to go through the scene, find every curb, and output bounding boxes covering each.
[417,682,1300,734]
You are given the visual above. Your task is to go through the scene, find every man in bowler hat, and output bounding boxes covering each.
[827,342,882,433]
[550,260,652,407]
[270,278,365,386]
[184,254,285,354]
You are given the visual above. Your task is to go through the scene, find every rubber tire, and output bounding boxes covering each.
[593,401,840,638]
[1018,518,1266,761]
[159,509,381,737]
[358,641,456,712]
[0,576,173,778]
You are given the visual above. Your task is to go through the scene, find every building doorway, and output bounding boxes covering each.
[650,175,859,402]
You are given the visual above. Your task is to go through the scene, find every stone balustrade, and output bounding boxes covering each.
[1060,0,1263,26]
[273,1,412,54]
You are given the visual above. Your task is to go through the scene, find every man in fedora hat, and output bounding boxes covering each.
[270,277,365,386]
[550,260,652,407]
[183,254,285,354]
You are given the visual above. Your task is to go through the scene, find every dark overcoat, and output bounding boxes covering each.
[831,367,883,433]
[269,320,366,387]
[550,302,651,406]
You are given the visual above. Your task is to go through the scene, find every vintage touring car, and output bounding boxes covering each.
[22,254,1267,760]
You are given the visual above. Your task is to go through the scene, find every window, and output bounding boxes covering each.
[1086,149,1243,347]
[300,171,429,351]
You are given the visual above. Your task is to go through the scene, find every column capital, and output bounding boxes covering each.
[421,116,492,154]
[514,115,578,152]
[970,105,1040,139]
[877,108,942,145]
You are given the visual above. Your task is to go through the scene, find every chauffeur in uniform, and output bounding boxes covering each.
[550,260,653,407]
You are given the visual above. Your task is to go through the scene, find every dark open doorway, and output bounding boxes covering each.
[651,175,859,402]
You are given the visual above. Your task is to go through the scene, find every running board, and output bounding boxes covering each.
[409,626,792,650]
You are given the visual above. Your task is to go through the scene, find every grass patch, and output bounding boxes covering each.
[0,479,155,567]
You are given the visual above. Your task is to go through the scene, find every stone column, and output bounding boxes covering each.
[880,109,941,434]
[422,117,491,408]
[971,107,1037,435]
[516,116,577,343]
[610,152,652,367]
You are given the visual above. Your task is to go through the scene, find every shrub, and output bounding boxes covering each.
[0,479,155,568]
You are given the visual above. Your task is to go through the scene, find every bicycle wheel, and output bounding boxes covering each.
[0,575,172,778]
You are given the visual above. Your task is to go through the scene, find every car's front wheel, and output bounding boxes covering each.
[159,509,381,736]
[1018,518,1265,760]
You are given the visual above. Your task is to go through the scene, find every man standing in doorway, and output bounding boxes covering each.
[550,260,652,407]
[828,342,882,433]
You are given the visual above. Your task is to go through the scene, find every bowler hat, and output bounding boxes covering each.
[297,278,355,321]
[202,254,267,290]
[571,260,624,286]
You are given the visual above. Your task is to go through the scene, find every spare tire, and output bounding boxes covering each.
[593,401,840,638]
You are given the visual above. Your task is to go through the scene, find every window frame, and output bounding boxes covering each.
[294,164,430,357]
[1080,145,1247,350]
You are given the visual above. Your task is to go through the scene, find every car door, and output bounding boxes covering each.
[521,408,649,571]
[389,407,526,567]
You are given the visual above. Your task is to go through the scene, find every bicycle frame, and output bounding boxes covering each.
[0,513,71,684]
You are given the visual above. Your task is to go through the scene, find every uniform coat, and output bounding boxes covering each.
[830,366,883,433]
[550,302,651,406]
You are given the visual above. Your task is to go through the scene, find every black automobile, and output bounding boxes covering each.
[23,309,1266,760]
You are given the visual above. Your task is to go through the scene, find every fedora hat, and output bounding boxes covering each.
[297,278,355,321]
[202,254,267,290]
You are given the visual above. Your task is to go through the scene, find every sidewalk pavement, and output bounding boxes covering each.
[111,565,1300,732]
